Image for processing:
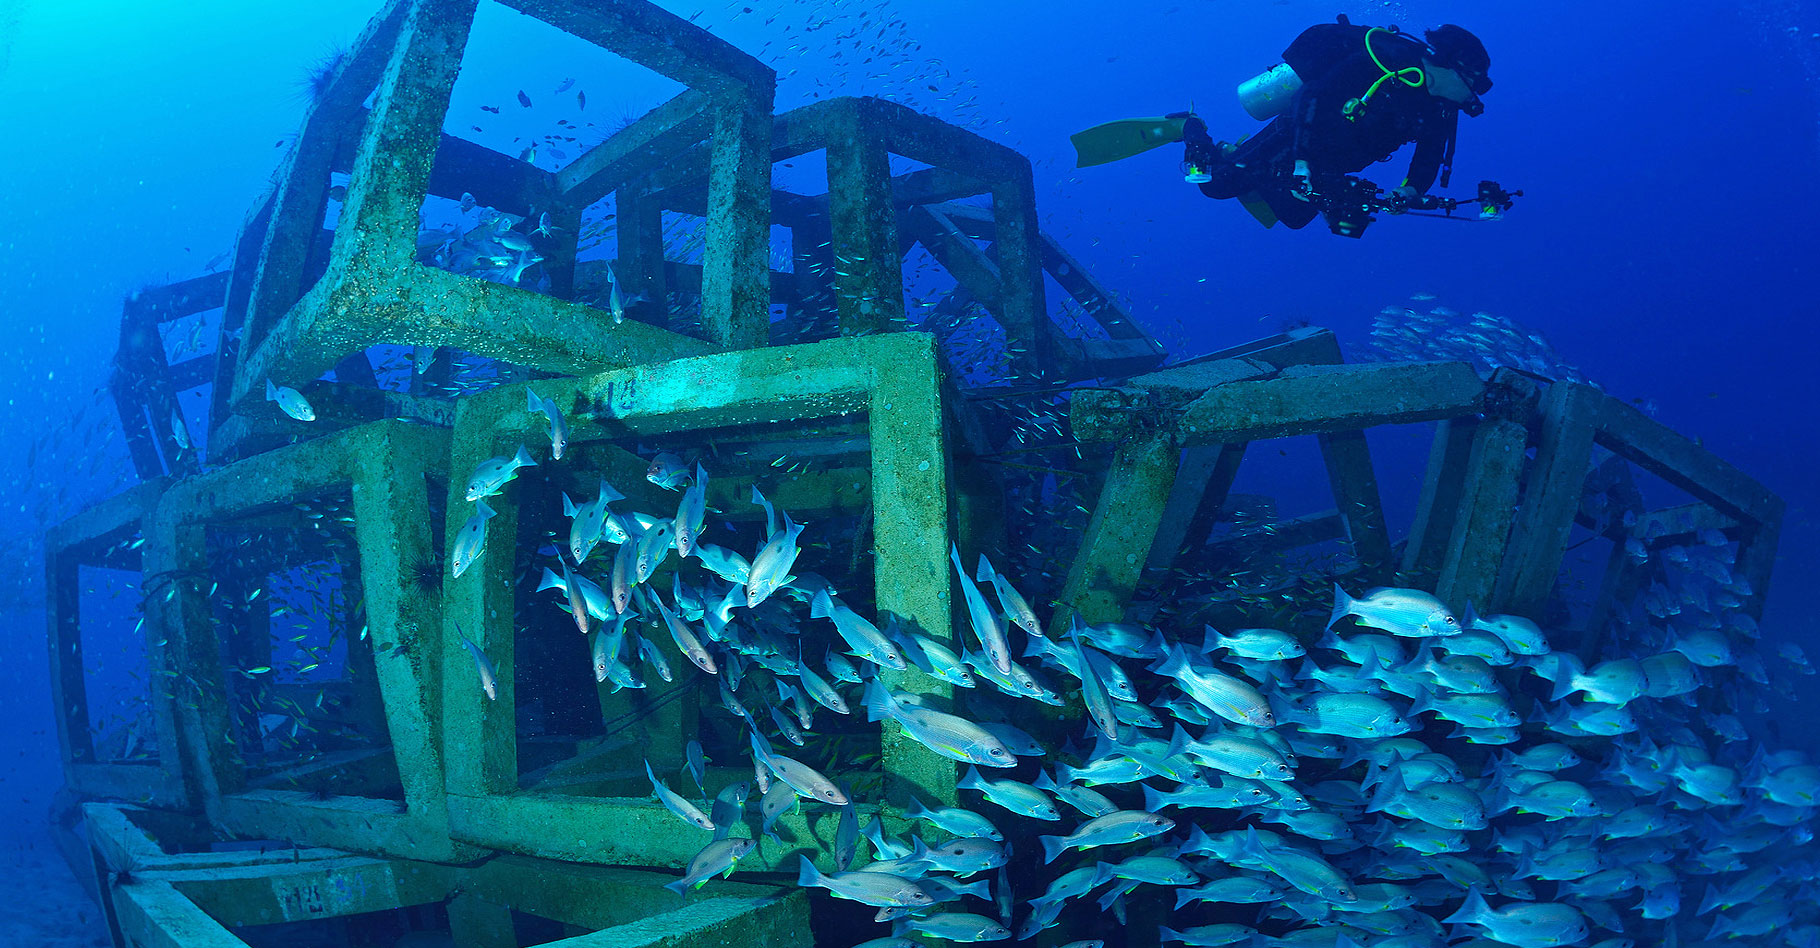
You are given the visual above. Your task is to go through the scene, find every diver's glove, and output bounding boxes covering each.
[1290,160,1314,201]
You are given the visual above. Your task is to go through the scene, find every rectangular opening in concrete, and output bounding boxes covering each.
[416,0,694,313]
[77,561,158,767]
[451,0,687,175]
[50,483,187,805]
[499,427,883,807]
[203,488,404,802]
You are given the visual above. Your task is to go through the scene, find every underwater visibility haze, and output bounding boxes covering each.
[0,1,1816,947]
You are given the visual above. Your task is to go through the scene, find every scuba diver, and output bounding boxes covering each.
[1073,17,1515,237]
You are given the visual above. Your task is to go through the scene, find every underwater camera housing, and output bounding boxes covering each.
[1313,176,1522,237]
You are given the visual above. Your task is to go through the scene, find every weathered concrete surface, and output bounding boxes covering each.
[1435,417,1527,612]
[1493,381,1600,617]
[540,893,808,948]
[1048,432,1180,639]
[113,881,248,948]
[1171,361,1484,444]
[167,856,453,927]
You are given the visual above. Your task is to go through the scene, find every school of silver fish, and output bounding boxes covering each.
[443,418,1816,948]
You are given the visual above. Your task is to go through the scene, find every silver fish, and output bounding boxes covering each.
[265,378,316,422]
[812,590,905,671]
[664,837,755,895]
[450,500,496,579]
[524,388,569,459]
[465,444,537,501]
[646,760,715,830]
[796,856,932,908]
[563,480,623,563]
[976,554,1041,639]
[865,681,1015,768]
[675,463,708,558]
[456,626,497,701]
[952,545,1012,674]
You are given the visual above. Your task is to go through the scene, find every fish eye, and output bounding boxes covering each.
[988,747,1006,757]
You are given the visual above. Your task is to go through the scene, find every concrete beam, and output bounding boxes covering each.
[1434,417,1527,612]
[1048,432,1179,639]
[1493,382,1601,616]
[166,856,454,926]
[545,893,808,948]
[1170,362,1485,444]
[1590,394,1782,526]
[699,95,776,350]
[501,0,774,98]
[113,881,247,948]
[557,90,716,204]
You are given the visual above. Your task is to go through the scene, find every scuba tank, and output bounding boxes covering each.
[1236,62,1303,121]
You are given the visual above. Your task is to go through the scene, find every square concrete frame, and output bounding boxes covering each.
[89,802,804,948]
[227,0,775,416]
[644,96,1054,377]
[1060,347,1487,632]
[1493,380,1783,621]
[147,421,475,862]
[439,332,955,868]
[111,271,229,480]
[47,480,190,808]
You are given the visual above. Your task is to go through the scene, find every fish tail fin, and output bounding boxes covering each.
[949,543,965,576]
[975,553,995,585]
[476,499,496,519]
[537,567,564,592]
[562,493,578,518]
[904,796,929,821]
[1142,783,1169,812]
[1327,583,1355,632]
[862,679,895,724]
[958,764,986,792]
[599,479,623,504]
[265,378,278,401]
[810,589,834,620]
[1442,886,1492,925]
[526,388,543,413]
[1199,625,1225,656]
[1037,834,1068,865]
[1154,644,1189,680]
[794,855,823,889]
[514,443,538,467]
[663,877,688,896]
[1237,825,1272,864]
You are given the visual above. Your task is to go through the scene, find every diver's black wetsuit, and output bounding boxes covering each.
[1200,25,1459,228]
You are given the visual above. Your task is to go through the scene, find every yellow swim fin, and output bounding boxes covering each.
[1070,116,1189,168]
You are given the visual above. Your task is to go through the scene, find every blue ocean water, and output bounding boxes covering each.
[0,0,1815,944]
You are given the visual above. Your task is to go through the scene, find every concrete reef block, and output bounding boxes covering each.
[442,333,956,853]
[47,481,192,806]
[148,421,464,862]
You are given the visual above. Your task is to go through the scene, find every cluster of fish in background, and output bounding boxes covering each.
[1359,297,1596,390]
[427,389,1820,948]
